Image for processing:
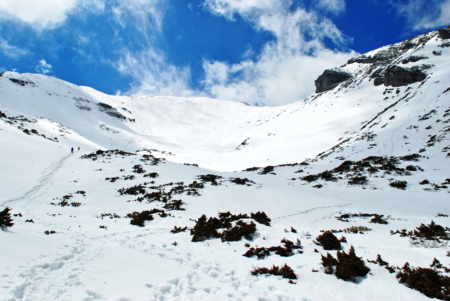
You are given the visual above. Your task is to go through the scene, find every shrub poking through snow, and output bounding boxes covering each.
[243,239,303,259]
[315,231,342,250]
[397,261,450,300]
[251,211,271,226]
[171,226,188,233]
[251,264,297,280]
[132,164,146,174]
[229,177,255,185]
[321,246,370,282]
[143,172,159,178]
[369,214,389,224]
[196,174,223,186]
[389,180,407,189]
[118,184,146,195]
[392,221,450,248]
[221,220,257,242]
[163,199,185,211]
[348,176,368,185]
[127,209,167,227]
[190,211,271,242]
[0,207,14,230]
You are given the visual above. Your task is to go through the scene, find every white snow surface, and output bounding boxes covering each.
[0,28,449,300]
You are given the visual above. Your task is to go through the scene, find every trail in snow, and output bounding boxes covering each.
[1,153,72,207]
[272,203,355,222]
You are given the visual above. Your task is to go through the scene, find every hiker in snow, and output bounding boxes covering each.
[71,147,74,153]
[78,147,80,151]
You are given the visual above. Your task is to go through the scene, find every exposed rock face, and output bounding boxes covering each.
[314,69,353,93]
[383,65,427,87]
[438,26,450,40]
[401,55,428,64]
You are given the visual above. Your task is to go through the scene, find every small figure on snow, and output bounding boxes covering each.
[78,147,80,151]
[71,147,74,153]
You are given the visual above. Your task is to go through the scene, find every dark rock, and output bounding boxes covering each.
[348,55,374,64]
[97,102,126,120]
[383,65,427,87]
[402,56,428,64]
[315,69,353,93]
[433,51,442,56]
[9,78,35,86]
[438,25,450,40]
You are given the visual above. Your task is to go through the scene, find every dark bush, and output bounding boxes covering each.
[420,179,430,185]
[132,164,146,174]
[315,231,342,250]
[405,165,417,171]
[188,181,204,189]
[144,172,159,178]
[413,220,449,239]
[197,174,223,185]
[251,211,271,226]
[259,166,275,175]
[251,264,297,279]
[0,207,14,230]
[390,180,407,190]
[230,177,255,185]
[171,226,188,233]
[221,221,256,242]
[369,215,388,224]
[118,184,146,195]
[348,176,368,185]
[190,215,222,242]
[399,153,421,161]
[397,262,450,300]
[163,199,185,210]
[127,210,155,227]
[302,175,319,182]
[321,246,370,282]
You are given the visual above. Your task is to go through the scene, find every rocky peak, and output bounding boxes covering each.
[314,69,353,93]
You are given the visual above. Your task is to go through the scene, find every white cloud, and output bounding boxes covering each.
[35,59,52,74]
[389,0,450,30]
[201,0,356,106]
[115,48,198,97]
[0,0,77,29]
[315,0,346,14]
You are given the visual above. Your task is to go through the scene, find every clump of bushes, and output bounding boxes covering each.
[251,211,271,226]
[0,207,14,230]
[397,261,450,300]
[132,164,146,174]
[343,226,372,234]
[118,184,146,195]
[321,246,370,282]
[315,231,342,250]
[259,166,275,175]
[163,199,185,211]
[243,238,303,259]
[348,176,368,185]
[369,214,389,224]
[392,221,450,248]
[221,220,256,242]
[127,209,167,227]
[143,172,159,178]
[251,264,297,280]
[190,211,271,242]
[390,180,407,190]
[196,174,223,185]
[229,177,255,185]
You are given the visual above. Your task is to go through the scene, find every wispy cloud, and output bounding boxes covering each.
[388,0,450,30]
[0,37,28,59]
[115,48,197,97]
[201,0,356,106]
[315,0,346,14]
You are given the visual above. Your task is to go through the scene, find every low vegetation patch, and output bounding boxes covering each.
[314,231,342,250]
[190,211,271,242]
[243,238,303,259]
[251,264,297,280]
[397,260,450,300]
[127,209,169,227]
[391,221,450,248]
[321,246,371,282]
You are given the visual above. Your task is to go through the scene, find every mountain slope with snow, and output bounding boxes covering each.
[0,26,449,301]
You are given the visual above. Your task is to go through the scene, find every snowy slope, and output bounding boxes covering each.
[0,26,449,301]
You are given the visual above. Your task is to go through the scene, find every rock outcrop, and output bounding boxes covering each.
[382,65,427,87]
[314,69,353,93]
[438,26,450,40]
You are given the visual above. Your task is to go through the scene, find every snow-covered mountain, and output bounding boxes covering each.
[0,26,449,301]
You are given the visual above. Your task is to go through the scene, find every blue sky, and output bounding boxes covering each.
[0,0,448,106]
